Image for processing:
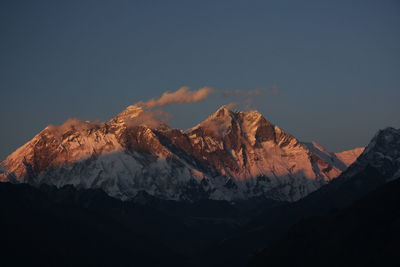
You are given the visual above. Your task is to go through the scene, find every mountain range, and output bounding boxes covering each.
[1,105,399,267]
[0,105,363,202]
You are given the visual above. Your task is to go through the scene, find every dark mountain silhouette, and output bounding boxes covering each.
[0,181,283,267]
[249,177,400,267]
[0,182,187,267]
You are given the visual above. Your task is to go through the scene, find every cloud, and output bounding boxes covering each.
[269,85,280,96]
[223,102,238,110]
[221,86,281,110]
[124,109,171,129]
[46,119,103,141]
[136,86,214,108]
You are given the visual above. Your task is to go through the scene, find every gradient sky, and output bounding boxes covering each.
[1,0,399,160]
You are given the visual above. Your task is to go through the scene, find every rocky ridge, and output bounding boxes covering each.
[0,105,363,202]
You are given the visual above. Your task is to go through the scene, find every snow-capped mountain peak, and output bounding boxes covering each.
[111,105,145,123]
[0,105,365,202]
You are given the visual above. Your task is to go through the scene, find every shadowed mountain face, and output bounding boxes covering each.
[0,105,362,202]
[248,177,400,267]
[199,127,400,267]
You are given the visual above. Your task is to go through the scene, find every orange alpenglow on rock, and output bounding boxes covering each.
[0,104,364,202]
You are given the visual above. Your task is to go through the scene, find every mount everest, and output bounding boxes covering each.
[0,105,363,202]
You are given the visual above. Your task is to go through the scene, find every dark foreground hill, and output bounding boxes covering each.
[249,177,400,267]
[0,182,189,267]
[0,181,283,267]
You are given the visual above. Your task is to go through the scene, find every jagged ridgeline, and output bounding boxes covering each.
[0,105,363,202]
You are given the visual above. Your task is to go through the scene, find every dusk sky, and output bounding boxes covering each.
[1,0,399,160]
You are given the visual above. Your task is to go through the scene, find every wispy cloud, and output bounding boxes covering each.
[221,86,280,110]
[125,109,171,129]
[136,86,214,108]
[46,119,103,141]
[223,102,238,110]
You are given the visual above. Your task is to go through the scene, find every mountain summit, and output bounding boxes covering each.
[0,105,363,201]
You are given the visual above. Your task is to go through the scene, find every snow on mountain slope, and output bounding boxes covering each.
[335,147,364,167]
[302,142,363,171]
[0,105,361,202]
[0,110,205,200]
[165,106,346,201]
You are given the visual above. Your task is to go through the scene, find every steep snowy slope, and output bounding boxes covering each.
[302,142,363,171]
[0,107,206,200]
[335,147,364,167]
[0,105,360,202]
[160,106,348,201]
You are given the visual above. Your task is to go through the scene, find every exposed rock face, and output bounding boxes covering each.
[339,127,400,182]
[0,105,363,202]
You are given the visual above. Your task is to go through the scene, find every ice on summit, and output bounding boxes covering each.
[0,105,366,202]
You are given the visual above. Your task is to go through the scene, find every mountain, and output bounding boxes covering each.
[337,127,400,183]
[0,126,397,267]
[0,105,362,202]
[0,102,397,267]
[200,127,400,267]
[249,175,400,267]
[302,141,364,172]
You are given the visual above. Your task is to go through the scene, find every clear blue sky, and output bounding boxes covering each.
[1,0,399,159]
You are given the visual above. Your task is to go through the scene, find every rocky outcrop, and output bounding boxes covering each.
[0,105,363,202]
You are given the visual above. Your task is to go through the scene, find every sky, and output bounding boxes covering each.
[0,0,399,160]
